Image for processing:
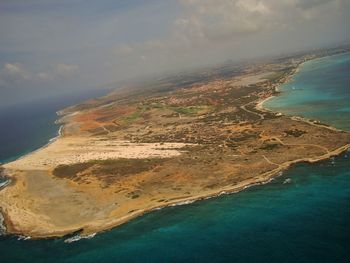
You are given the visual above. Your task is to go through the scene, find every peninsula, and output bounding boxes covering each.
[1,49,350,239]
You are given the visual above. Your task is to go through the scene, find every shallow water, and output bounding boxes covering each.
[0,53,350,262]
[265,52,350,130]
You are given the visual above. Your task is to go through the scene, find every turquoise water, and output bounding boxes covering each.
[265,52,350,130]
[1,53,350,262]
[1,154,349,263]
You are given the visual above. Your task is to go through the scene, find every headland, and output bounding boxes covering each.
[1,48,350,239]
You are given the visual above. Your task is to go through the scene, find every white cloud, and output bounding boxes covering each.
[0,0,349,105]
[0,63,31,89]
[115,0,282,59]
[176,0,321,43]
[105,0,349,80]
[124,0,345,54]
[0,62,80,90]
[3,63,30,79]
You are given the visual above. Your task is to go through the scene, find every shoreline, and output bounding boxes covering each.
[70,53,350,238]
[71,142,350,239]
[1,110,78,166]
[2,125,64,167]
[257,60,303,111]
[1,52,350,240]
[256,56,349,134]
[4,141,349,240]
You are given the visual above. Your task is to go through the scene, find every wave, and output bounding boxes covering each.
[17,235,31,241]
[64,233,96,243]
[169,200,195,207]
[0,212,6,235]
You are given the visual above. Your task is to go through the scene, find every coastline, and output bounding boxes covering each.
[256,55,349,134]
[83,52,350,234]
[73,141,350,239]
[256,56,308,114]
[2,109,79,166]
[2,137,349,240]
[76,53,350,239]
[11,125,64,164]
[1,53,350,240]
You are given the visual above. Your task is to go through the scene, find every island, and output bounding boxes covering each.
[1,49,350,239]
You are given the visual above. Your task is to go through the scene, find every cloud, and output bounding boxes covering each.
[105,0,349,81]
[0,62,80,90]
[0,0,349,106]
[2,63,29,79]
[175,0,273,41]
[55,63,79,78]
[175,0,342,43]
[123,0,345,54]
[114,0,283,61]
[0,63,31,89]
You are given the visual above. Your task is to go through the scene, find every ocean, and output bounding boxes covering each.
[0,53,350,263]
[0,89,109,164]
[264,52,350,130]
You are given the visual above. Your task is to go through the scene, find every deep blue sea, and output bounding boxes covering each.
[0,53,350,263]
[0,89,109,164]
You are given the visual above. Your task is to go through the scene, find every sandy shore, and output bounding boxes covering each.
[256,96,276,111]
[4,136,191,171]
[255,60,347,134]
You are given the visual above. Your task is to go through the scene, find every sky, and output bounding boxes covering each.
[1,0,350,107]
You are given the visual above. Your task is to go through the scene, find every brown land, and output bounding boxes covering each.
[0,54,349,239]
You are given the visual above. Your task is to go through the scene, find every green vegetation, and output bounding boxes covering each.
[284,129,307,137]
[260,142,280,151]
[149,102,164,108]
[171,105,212,115]
[145,102,212,115]
[264,71,284,81]
[120,103,212,122]
[120,111,142,124]
[120,103,163,124]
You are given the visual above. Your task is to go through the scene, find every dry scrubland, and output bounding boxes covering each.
[1,55,349,238]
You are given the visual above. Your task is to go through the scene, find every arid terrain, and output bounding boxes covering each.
[1,52,350,239]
